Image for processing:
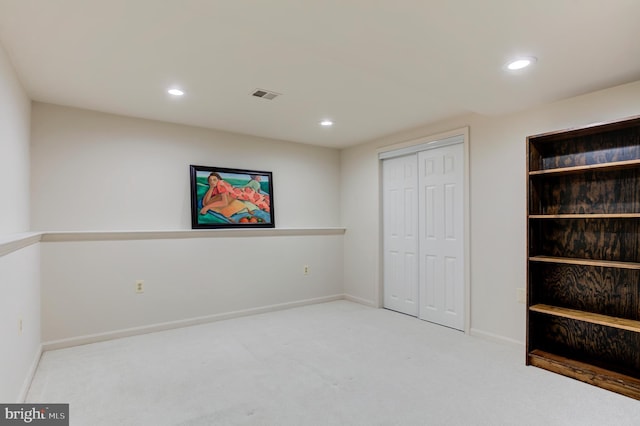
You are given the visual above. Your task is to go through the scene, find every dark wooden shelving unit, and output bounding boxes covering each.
[526,115,640,400]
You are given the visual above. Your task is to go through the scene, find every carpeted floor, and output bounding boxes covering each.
[27,301,640,425]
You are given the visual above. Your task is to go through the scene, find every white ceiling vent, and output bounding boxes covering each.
[251,89,280,100]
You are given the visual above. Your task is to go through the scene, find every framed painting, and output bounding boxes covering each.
[190,165,275,229]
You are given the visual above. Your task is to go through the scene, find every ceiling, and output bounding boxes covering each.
[0,1,639,148]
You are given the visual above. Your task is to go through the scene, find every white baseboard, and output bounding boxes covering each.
[469,328,524,348]
[343,294,377,308]
[19,344,43,402]
[42,294,345,351]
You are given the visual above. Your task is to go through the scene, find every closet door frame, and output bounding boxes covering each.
[377,127,470,333]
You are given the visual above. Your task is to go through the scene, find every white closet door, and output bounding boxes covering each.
[382,154,419,316]
[418,143,464,330]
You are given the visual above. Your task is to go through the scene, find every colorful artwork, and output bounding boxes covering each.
[190,165,275,229]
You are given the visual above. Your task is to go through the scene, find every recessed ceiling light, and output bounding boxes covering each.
[320,120,333,127]
[168,88,184,96]
[506,57,537,70]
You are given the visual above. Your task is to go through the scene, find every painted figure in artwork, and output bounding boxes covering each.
[238,175,270,212]
[200,172,245,217]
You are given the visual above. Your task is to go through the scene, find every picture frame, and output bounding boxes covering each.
[190,165,275,229]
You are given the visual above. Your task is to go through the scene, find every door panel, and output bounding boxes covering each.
[418,144,464,330]
[382,155,419,316]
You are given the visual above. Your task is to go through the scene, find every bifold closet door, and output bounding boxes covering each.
[382,154,419,316]
[418,143,464,331]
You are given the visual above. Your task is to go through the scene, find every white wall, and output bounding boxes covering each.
[31,104,345,344]
[341,80,640,345]
[0,43,30,232]
[31,103,341,230]
[0,42,40,402]
[340,142,382,307]
[0,244,41,401]
[41,233,343,343]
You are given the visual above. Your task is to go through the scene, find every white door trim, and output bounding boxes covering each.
[378,127,470,333]
[378,135,464,160]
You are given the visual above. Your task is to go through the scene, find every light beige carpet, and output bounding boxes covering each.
[27,301,640,425]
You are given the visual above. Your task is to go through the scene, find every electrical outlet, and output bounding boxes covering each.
[135,280,145,294]
[516,288,526,304]
[303,265,310,275]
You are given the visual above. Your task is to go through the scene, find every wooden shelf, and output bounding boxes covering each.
[529,158,640,176]
[528,350,640,400]
[529,213,640,219]
[527,116,640,400]
[529,255,640,270]
[529,304,640,333]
